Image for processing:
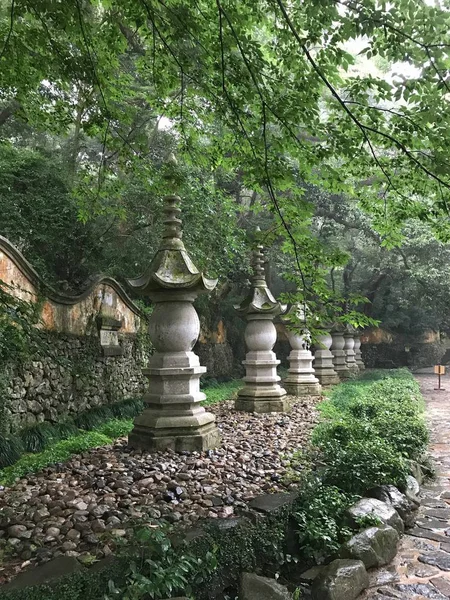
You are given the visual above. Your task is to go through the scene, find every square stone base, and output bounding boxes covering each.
[234,396,290,413]
[128,422,220,452]
[316,373,340,387]
[284,382,322,397]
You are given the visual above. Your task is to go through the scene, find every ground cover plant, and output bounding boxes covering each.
[289,368,428,559]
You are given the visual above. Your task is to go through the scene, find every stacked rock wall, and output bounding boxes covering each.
[0,235,150,434]
[4,333,148,433]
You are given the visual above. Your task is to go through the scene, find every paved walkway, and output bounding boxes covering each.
[362,374,450,599]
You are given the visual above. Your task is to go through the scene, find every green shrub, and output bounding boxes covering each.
[53,418,79,440]
[292,477,355,559]
[202,380,241,406]
[0,435,23,468]
[20,422,59,453]
[110,398,144,419]
[320,437,409,495]
[75,406,114,430]
[97,419,133,438]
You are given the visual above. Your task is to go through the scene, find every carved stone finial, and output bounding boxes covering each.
[252,244,266,286]
[162,194,183,242]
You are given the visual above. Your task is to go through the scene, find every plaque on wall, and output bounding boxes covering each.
[97,315,123,356]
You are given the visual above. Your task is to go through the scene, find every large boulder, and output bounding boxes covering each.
[340,525,399,568]
[239,573,292,600]
[367,485,419,527]
[311,559,369,600]
[347,498,404,534]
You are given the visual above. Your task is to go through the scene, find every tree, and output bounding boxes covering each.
[1,0,450,331]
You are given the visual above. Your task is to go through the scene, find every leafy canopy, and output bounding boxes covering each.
[1,0,450,328]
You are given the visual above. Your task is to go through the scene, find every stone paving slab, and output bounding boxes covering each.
[362,375,450,599]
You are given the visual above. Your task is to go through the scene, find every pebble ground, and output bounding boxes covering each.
[0,395,319,584]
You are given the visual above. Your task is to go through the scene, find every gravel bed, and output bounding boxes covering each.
[0,396,318,582]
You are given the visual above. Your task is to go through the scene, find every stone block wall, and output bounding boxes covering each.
[4,333,148,434]
[0,235,150,434]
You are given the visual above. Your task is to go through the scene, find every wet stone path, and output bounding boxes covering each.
[362,374,450,599]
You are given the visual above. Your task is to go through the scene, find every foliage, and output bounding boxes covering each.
[201,380,241,406]
[20,422,58,453]
[290,369,427,555]
[97,419,133,439]
[106,525,218,600]
[0,509,290,600]
[292,477,355,559]
[0,435,23,469]
[4,0,450,331]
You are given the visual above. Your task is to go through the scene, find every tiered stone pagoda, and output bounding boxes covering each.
[331,327,350,380]
[282,304,321,396]
[235,243,288,413]
[354,332,365,370]
[313,326,340,387]
[127,155,220,452]
[344,328,359,374]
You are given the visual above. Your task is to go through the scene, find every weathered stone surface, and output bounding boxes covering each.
[406,475,421,497]
[248,492,297,514]
[395,582,448,599]
[431,577,450,596]
[367,485,418,527]
[311,559,369,600]
[234,245,288,412]
[367,566,400,588]
[1,556,84,591]
[340,525,399,569]
[347,498,404,534]
[408,527,449,543]
[419,550,450,571]
[240,573,292,600]
[127,176,220,451]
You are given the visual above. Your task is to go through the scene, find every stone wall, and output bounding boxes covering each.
[0,235,150,434]
[4,333,148,434]
[361,327,448,370]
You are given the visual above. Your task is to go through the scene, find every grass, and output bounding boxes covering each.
[0,379,240,485]
[201,379,241,406]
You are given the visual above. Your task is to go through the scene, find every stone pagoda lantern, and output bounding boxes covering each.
[354,332,365,370]
[282,304,321,397]
[331,326,350,380]
[312,326,340,387]
[235,242,288,413]
[344,328,359,375]
[127,155,220,452]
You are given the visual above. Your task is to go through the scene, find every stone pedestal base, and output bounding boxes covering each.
[128,420,220,452]
[315,372,340,387]
[235,346,288,413]
[314,332,340,387]
[333,351,351,379]
[284,381,322,396]
[235,396,290,413]
[128,353,220,452]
